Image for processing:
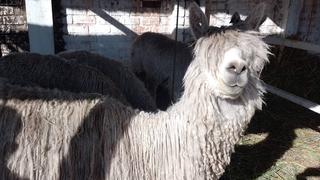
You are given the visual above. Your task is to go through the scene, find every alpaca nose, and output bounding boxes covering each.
[227,61,247,74]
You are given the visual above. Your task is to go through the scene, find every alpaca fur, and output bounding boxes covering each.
[58,50,157,112]
[0,52,127,105]
[0,78,107,179]
[131,32,193,107]
[130,2,266,109]
[0,29,269,179]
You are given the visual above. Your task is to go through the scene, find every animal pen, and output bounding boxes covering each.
[0,0,319,179]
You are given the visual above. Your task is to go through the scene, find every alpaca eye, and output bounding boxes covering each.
[256,70,262,76]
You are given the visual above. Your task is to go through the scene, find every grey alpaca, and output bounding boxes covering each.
[58,50,157,112]
[0,52,127,104]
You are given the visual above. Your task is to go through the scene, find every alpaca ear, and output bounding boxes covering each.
[189,1,209,39]
[230,12,241,24]
[243,3,267,30]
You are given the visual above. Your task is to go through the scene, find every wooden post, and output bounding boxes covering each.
[264,36,320,53]
[264,83,320,115]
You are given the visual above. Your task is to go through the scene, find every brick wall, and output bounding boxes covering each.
[0,1,28,56]
[60,0,196,62]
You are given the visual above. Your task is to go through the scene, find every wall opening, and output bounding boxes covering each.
[141,0,161,9]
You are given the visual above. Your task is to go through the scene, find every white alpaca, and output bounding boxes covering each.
[0,27,269,179]
[131,2,266,109]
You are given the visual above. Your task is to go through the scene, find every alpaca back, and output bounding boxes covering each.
[0,79,103,179]
[0,79,137,179]
[58,50,157,112]
[0,52,128,105]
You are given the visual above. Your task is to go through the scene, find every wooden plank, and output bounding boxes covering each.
[264,83,320,114]
[264,36,320,53]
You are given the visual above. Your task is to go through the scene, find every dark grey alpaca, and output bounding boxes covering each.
[58,50,157,112]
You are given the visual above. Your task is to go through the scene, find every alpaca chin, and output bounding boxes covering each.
[217,89,243,100]
[212,78,245,100]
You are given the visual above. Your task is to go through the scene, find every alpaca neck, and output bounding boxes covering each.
[165,64,260,178]
[171,72,255,132]
[172,60,262,123]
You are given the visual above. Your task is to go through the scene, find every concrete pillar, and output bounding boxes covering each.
[25,0,55,54]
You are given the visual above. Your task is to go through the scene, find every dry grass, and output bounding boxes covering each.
[221,46,320,180]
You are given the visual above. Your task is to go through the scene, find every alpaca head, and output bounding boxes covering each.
[192,30,269,99]
[186,2,269,100]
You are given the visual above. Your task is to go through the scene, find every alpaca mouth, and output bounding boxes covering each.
[230,85,246,94]
[216,79,245,99]
[230,84,244,88]
[218,84,244,99]
[227,81,246,90]
[227,78,248,88]
[230,83,246,93]
[221,76,247,90]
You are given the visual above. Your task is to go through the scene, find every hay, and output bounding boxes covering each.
[221,46,320,180]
